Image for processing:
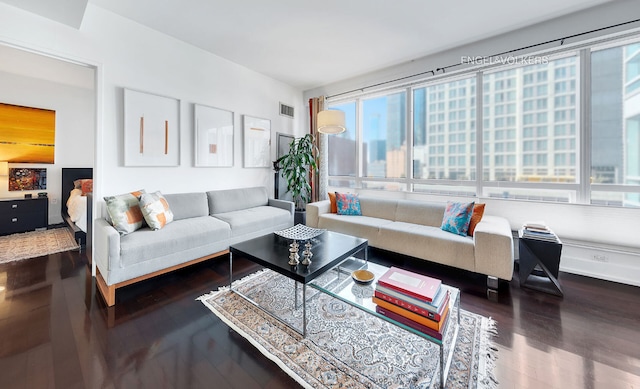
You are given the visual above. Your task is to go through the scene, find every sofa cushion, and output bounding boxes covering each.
[104,190,146,235]
[440,201,475,236]
[163,192,209,220]
[119,216,231,268]
[336,192,362,215]
[139,191,174,230]
[213,206,291,238]
[379,222,476,273]
[207,187,268,214]
[317,214,393,247]
[359,197,398,220]
[395,200,446,227]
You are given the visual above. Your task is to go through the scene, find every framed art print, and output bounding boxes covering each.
[194,104,234,167]
[242,115,271,168]
[124,88,180,166]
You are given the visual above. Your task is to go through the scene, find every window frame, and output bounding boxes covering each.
[325,33,640,208]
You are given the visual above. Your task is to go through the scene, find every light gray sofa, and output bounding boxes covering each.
[94,186,294,306]
[306,197,514,282]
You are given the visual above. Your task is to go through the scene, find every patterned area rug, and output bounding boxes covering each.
[199,269,498,389]
[0,228,79,264]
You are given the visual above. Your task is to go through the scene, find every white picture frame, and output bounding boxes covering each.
[124,88,180,166]
[194,104,234,167]
[242,115,271,168]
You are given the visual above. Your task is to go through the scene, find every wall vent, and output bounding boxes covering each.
[280,102,294,118]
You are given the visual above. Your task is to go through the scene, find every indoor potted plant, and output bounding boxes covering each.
[275,133,318,224]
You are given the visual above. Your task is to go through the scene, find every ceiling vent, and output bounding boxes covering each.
[280,102,294,118]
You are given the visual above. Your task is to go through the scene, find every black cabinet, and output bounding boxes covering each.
[0,198,48,235]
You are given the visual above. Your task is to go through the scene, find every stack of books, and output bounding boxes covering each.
[372,267,450,340]
[520,221,560,243]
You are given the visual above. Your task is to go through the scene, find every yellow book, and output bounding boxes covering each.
[372,296,449,332]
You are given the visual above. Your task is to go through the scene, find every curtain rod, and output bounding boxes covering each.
[327,18,640,100]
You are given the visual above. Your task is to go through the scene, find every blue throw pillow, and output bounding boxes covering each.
[441,201,475,236]
[335,192,362,216]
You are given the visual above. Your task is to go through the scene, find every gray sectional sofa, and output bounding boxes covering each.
[307,196,514,282]
[94,186,294,306]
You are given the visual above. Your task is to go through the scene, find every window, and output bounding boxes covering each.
[483,57,578,183]
[592,40,640,206]
[413,76,476,180]
[326,36,640,208]
[328,102,356,177]
[362,91,407,179]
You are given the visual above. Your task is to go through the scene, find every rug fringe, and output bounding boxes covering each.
[477,316,499,389]
[198,282,315,389]
[196,268,272,301]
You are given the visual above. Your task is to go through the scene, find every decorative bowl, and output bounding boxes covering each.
[351,269,375,285]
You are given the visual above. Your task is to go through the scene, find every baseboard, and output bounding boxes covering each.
[559,243,640,287]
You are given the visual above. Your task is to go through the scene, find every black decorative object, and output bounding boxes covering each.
[519,235,563,297]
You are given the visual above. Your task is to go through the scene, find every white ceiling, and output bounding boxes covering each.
[1,0,617,90]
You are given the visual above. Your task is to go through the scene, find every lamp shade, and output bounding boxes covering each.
[0,161,8,176]
[317,110,346,134]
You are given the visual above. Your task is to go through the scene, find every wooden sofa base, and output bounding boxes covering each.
[96,249,230,307]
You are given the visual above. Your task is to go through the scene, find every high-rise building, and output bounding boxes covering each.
[624,43,640,206]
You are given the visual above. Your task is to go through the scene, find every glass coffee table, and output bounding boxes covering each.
[229,230,368,337]
[230,231,459,388]
[309,259,460,389]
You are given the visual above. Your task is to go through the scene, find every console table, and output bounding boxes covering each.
[518,232,563,297]
[0,197,48,236]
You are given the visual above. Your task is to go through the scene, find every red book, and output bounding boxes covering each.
[374,290,450,321]
[376,284,449,313]
[375,305,449,341]
[377,267,441,302]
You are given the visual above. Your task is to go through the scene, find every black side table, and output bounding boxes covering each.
[518,233,563,297]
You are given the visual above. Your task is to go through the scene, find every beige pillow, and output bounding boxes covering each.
[139,191,174,230]
[104,190,146,235]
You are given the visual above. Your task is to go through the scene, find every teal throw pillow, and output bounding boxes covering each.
[440,201,475,236]
[335,192,362,216]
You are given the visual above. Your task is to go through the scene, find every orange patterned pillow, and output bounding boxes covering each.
[80,179,93,196]
[328,192,337,213]
[139,191,174,230]
[104,190,146,235]
[467,203,485,236]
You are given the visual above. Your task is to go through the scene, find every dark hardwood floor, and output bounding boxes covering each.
[0,247,638,389]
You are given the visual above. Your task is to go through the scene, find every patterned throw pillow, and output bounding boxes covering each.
[80,179,93,196]
[74,178,93,195]
[139,191,174,230]
[467,203,485,236]
[440,201,475,236]
[335,192,362,216]
[104,190,146,235]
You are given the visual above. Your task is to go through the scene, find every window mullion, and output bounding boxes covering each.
[579,48,591,204]
[476,71,484,198]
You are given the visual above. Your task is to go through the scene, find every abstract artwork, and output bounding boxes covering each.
[124,88,180,166]
[9,168,47,191]
[0,102,55,164]
[242,115,271,168]
[194,104,234,167]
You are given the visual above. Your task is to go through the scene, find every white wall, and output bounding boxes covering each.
[0,2,306,207]
[0,70,94,224]
[312,1,640,286]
